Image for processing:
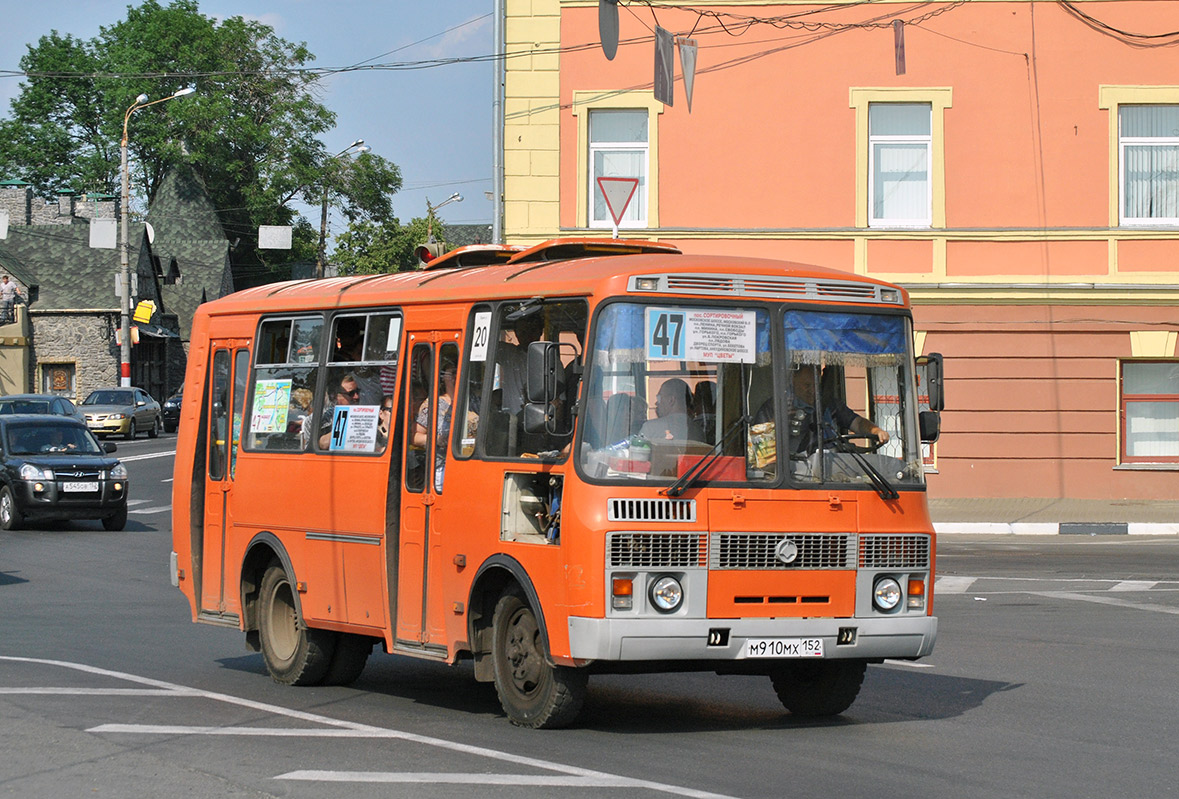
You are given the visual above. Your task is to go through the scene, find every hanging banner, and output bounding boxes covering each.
[678,37,698,112]
[654,26,674,107]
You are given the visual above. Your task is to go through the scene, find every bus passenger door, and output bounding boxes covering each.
[396,332,459,653]
[201,342,250,619]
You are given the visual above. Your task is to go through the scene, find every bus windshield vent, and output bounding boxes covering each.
[710,533,856,570]
[608,498,696,523]
[608,532,707,568]
[859,535,931,569]
[648,274,883,303]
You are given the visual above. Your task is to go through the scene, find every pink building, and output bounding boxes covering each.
[500,0,1179,500]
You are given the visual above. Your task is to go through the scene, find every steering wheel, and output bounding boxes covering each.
[833,433,884,454]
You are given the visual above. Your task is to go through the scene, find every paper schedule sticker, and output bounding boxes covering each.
[645,308,756,363]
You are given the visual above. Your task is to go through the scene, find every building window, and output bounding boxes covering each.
[850,88,951,231]
[588,109,649,228]
[572,90,663,230]
[1119,105,1179,225]
[869,103,932,227]
[1120,360,1179,463]
[40,363,76,398]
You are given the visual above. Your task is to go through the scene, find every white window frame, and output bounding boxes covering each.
[588,109,648,229]
[868,103,932,228]
[572,91,663,231]
[1117,105,1179,227]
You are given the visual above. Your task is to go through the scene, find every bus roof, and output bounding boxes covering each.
[203,238,910,318]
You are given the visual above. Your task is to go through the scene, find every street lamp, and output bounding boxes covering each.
[316,139,371,279]
[119,86,196,387]
[425,192,463,241]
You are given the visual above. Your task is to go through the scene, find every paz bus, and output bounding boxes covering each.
[171,238,943,728]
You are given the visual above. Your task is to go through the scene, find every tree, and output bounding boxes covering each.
[0,0,401,280]
[332,217,446,275]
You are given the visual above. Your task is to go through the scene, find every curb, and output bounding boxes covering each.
[934,522,1179,536]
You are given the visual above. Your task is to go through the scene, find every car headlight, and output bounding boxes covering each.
[109,413,127,420]
[649,575,684,613]
[873,577,902,611]
[20,464,54,480]
[110,463,128,479]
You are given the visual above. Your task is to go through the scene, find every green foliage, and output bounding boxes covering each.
[333,217,446,275]
[0,0,401,278]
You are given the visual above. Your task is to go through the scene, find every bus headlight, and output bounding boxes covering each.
[649,575,683,613]
[873,577,902,611]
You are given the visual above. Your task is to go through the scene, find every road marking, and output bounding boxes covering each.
[129,507,171,515]
[883,659,934,669]
[0,688,194,696]
[278,771,649,788]
[0,656,738,799]
[116,451,176,462]
[1031,591,1179,616]
[934,576,976,594]
[1110,580,1158,592]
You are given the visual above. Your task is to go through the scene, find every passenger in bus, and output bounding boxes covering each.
[640,378,705,443]
[333,317,364,361]
[413,359,455,491]
[376,395,394,448]
[693,380,717,440]
[756,364,889,457]
[301,373,360,449]
[497,313,544,418]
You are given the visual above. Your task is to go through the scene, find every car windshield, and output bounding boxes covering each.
[7,424,104,455]
[84,391,133,406]
[0,400,51,414]
[578,302,924,491]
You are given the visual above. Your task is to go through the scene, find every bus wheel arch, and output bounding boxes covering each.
[240,533,299,651]
[467,556,549,684]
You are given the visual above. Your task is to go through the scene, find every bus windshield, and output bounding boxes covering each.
[578,302,924,491]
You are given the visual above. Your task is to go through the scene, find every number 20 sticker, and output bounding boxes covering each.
[646,309,685,359]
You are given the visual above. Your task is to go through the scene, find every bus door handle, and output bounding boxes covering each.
[422,493,435,506]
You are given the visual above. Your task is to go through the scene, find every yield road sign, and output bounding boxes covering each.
[596,177,639,238]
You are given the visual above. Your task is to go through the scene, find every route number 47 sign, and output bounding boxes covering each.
[645,308,757,364]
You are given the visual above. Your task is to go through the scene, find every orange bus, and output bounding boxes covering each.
[171,238,943,728]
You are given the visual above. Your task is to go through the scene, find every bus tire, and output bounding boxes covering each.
[491,588,586,729]
[258,565,335,686]
[770,659,867,717]
[322,634,372,686]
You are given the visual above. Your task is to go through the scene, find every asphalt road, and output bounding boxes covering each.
[2,436,1176,798]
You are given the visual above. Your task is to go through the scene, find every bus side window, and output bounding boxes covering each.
[245,316,322,453]
[405,344,432,493]
[456,305,491,459]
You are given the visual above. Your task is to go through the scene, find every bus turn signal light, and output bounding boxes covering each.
[907,578,925,609]
[612,577,633,610]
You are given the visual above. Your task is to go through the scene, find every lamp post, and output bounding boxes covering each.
[316,139,370,279]
[119,87,195,387]
[425,191,463,242]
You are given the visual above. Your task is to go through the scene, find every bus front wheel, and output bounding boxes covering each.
[491,588,586,729]
[770,659,867,717]
[258,566,335,686]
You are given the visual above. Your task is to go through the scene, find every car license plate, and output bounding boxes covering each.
[743,638,824,658]
[62,481,99,493]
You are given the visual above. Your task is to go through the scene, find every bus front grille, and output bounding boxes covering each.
[709,533,856,570]
[859,535,931,569]
[608,532,707,568]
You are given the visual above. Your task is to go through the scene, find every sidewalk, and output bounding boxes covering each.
[929,497,1179,535]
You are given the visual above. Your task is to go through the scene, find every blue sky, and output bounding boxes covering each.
[0,0,496,241]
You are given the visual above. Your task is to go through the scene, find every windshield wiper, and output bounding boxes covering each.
[662,415,749,498]
[832,441,899,501]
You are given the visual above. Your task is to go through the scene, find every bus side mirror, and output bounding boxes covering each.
[526,341,558,404]
[918,352,944,412]
[919,410,941,443]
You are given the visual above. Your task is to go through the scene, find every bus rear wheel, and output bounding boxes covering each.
[258,566,335,686]
[491,588,586,729]
[770,659,867,717]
